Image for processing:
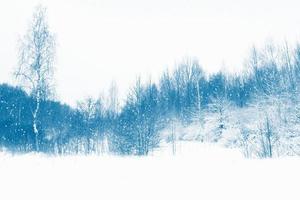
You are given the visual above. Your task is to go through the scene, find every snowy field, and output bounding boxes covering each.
[0,142,299,200]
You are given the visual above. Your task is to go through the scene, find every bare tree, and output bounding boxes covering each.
[77,97,99,154]
[105,81,119,119]
[15,5,56,151]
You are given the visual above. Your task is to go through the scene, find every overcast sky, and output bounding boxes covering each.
[1,0,300,106]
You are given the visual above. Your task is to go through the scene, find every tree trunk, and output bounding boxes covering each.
[33,90,40,152]
[266,117,272,158]
[171,119,176,155]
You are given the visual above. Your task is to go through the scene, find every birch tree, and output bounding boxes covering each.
[15,6,55,151]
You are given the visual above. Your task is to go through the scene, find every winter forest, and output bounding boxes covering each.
[2,6,300,158]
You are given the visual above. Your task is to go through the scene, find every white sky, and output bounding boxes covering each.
[1,0,300,106]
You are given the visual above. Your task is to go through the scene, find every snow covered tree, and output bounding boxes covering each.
[172,58,204,122]
[14,6,56,151]
[105,81,120,120]
[76,97,105,154]
[258,116,275,158]
[207,96,231,142]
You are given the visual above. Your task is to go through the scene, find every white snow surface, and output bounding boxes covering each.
[0,142,299,200]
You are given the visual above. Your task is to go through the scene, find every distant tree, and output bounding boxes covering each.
[258,116,276,158]
[293,43,300,84]
[227,76,250,107]
[77,97,105,153]
[208,96,231,142]
[280,41,295,92]
[247,43,282,96]
[239,125,251,158]
[0,84,34,151]
[14,6,56,151]
[112,78,162,155]
[104,81,120,150]
[139,81,161,155]
[158,70,177,118]
[106,81,120,118]
[208,72,226,99]
[173,58,204,122]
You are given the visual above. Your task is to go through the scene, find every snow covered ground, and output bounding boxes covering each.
[0,142,299,200]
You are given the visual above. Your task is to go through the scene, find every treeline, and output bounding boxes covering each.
[1,6,300,157]
[109,42,300,156]
[1,41,300,156]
